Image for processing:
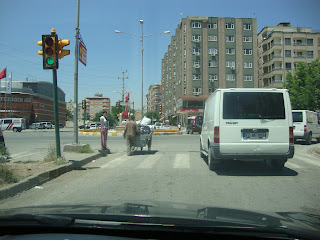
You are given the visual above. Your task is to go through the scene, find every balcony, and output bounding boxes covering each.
[293,54,306,58]
[293,42,306,46]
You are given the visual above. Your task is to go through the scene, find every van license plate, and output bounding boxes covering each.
[243,133,266,139]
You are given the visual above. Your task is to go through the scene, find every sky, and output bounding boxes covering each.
[0,0,319,110]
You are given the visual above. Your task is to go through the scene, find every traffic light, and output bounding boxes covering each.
[38,33,58,69]
[82,100,86,109]
[159,104,162,115]
[58,39,70,59]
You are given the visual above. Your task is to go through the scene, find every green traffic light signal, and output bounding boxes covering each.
[47,57,54,65]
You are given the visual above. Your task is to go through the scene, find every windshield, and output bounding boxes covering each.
[0,0,320,237]
[223,92,285,119]
[292,112,303,122]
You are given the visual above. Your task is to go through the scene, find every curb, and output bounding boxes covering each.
[0,153,102,201]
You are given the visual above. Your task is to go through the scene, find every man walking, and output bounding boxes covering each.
[124,115,139,156]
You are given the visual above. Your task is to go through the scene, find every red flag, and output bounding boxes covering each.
[0,68,6,79]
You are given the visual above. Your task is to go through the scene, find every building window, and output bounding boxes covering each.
[183,24,186,33]
[226,61,235,68]
[184,75,186,84]
[209,60,217,67]
[184,49,186,58]
[244,62,252,68]
[192,35,201,42]
[192,48,201,55]
[208,23,217,29]
[225,23,234,29]
[192,74,201,80]
[192,22,201,28]
[226,48,235,55]
[307,51,314,58]
[244,75,253,81]
[285,38,291,45]
[209,88,214,94]
[226,74,235,81]
[285,62,292,69]
[193,61,201,68]
[243,36,252,42]
[209,74,218,82]
[285,50,291,57]
[307,39,313,46]
[208,48,218,55]
[208,35,217,41]
[184,61,186,71]
[184,88,186,95]
[243,49,252,55]
[192,88,201,94]
[183,36,186,45]
[226,35,234,42]
[243,23,251,30]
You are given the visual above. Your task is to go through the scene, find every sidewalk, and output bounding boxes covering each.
[0,150,103,201]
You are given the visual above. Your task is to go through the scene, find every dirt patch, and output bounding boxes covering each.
[1,161,67,188]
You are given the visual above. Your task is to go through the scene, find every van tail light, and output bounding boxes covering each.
[289,126,294,144]
[214,126,220,143]
[304,125,307,133]
[193,120,195,124]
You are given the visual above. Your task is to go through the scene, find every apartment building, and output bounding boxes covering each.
[146,84,162,113]
[161,16,258,124]
[258,22,320,88]
[84,95,111,120]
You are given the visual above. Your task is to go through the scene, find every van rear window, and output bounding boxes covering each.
[292,112,303,122]
[223,92,285,119]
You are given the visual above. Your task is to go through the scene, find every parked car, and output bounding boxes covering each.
[292,110,320,144]
[89,123,101,129]
[200,88,294,171]
[186,116,203,134]
[29,123,45,129]
[41,122,53,129]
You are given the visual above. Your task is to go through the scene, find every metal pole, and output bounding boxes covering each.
[73,0,80,144]
[52,68,61,157]
[141,21,144,117]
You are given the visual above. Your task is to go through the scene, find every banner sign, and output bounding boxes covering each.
[79,42,87,66]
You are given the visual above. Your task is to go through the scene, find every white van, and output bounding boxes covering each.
[0,118,26,132]
[292,110,320,144]
[200,88,294,171]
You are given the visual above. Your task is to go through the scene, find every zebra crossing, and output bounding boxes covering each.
[98,150,320,171]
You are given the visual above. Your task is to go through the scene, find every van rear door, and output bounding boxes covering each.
[220,91,290,155]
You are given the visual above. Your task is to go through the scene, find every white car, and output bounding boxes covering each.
[200,88,294,171]
[292,110,320,144]
[160,125,171,130]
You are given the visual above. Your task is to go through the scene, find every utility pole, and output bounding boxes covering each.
[118,70,128,103]
[73,0,80,144]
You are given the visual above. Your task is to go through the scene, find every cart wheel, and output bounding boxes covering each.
[140,147,143,151]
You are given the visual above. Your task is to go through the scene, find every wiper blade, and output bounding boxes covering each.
[0,214,74,226]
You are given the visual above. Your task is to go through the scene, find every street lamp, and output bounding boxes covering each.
[115,20,170,117]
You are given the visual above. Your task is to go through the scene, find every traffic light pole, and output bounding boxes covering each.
[52,68,61,157]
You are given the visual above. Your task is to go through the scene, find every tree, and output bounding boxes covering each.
[144,111,160,123]
[283,59,320,111]
[66,109,73,121]
[93,110,117,128]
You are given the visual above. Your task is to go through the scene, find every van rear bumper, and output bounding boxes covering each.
[212,145,294,160]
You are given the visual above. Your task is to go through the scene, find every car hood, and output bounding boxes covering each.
[0,200,319,235]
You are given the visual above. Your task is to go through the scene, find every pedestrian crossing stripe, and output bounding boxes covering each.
[98,152,320,171]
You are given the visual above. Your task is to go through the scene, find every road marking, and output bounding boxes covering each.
[11,151,40,160]
[173,154,190,168]
[136,154,161,169]
[101,155,130,168]
[285,162,302,169]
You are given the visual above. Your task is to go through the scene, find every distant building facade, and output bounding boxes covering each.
[161,16,258,125]
[84,95,111,120]
[258,22,320,88]
[0,81,66,125]
[146,84,162,113]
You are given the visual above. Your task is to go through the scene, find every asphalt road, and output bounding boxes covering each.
[1,131,320,215]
